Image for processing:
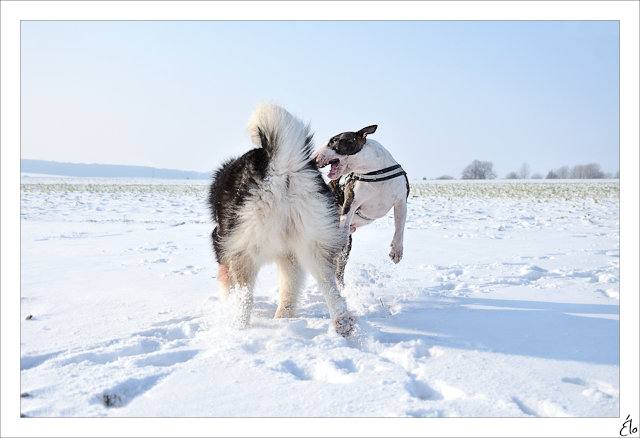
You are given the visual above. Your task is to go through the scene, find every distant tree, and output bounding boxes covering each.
[435,175,455,180]
[518,162,531,180]
[461,160,497,180]
[570,164,585,179]
[546,170,559,179]
[530,172,543,179]
[422,177,426,180]
[614,169,620,179]
[571,163,605,179]
[584,163,605,179]
[504,171,519,179]
[556,165,570,179]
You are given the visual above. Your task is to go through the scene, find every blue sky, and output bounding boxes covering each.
[21,20,620,179]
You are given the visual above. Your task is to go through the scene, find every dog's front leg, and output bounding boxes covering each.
[339,178,359,235]
[339,208,357,235]
[389,198,407,264]
[334,234,352,290]
[334,202,356,289]
[295,247,355,337]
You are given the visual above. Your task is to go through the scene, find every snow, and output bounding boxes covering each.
[12,175,628,432]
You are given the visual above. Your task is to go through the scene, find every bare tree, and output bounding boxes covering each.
[584,163,605,179]
[530,172,543,179]
[556,165,570,179]
[504,171,519,179]
[518,162,531,180]
[461,160,497,180]
[614,169,620,179]
[546,170,559,179]
[571,163,605,179]
[570,164,585,179]
[435,175,455,180]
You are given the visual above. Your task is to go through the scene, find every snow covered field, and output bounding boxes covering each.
[18,176,623,424]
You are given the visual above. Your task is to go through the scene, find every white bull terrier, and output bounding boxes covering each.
[313,125,409,288]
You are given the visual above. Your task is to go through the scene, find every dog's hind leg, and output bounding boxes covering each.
[227,259,259,329]
[274,254,305,319]
[217,264,231,302]
[335,234,352,290]
[212,227,232,301]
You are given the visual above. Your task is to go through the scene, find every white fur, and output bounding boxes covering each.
[217,103,353,335]
[247,103,312,175]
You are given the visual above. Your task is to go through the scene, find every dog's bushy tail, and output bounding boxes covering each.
[247,102,314,174]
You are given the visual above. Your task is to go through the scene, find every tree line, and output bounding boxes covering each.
[427,160,619,180]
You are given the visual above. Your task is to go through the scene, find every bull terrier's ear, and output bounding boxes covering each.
[357,125,377,138]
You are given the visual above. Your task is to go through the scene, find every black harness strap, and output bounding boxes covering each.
[350,164,406,182]
[337,164,408,221]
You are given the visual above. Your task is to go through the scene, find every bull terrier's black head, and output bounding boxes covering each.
[326,125,377,156]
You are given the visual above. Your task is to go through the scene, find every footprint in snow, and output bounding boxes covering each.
[140,258,170,265]
[406,378,444,401]
[273,359,310,381]
[561,377,618,399]
[271,358,359,384]
[166,265,205,276]
[21,319,203,412]
[376,339,460,402]
[97,375,167,408]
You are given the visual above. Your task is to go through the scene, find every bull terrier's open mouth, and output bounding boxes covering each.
[318,158,340,179]
[327,159,341,179]
[316,157,342,180]
[317,158,339,168]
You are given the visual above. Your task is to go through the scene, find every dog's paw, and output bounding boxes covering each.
[273,306,296,319]
[389,247,403,264]
[334,314,356,337]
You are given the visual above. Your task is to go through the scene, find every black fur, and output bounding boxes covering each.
[207,148,269,263]
[404,173,410,199]
[327,125,377,156]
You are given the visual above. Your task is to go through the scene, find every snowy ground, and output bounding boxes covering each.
[14,175,628,431]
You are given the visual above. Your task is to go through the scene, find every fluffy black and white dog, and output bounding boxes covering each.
[208,102,354,336]
[313,125,409,287]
